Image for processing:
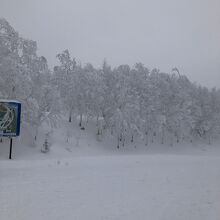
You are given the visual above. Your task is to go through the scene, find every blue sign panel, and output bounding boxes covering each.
[0,100,21,136]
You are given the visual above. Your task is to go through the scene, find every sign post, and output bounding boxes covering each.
[0,100,21,159]
[9,138,13,160]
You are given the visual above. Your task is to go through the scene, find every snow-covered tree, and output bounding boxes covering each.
[2,17,220,148]
[54,49,76,123]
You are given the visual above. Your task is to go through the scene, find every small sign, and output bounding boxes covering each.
[0,100,21,137]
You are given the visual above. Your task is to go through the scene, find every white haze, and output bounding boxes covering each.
[0,0,220,88]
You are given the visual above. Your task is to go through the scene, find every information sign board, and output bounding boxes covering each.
[0,100,21,137]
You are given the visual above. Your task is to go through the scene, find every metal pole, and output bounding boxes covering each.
[9,138,13,159]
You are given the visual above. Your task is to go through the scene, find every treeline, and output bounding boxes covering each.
[1,18,220,147]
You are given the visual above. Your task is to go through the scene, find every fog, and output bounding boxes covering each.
[1,0,220,88]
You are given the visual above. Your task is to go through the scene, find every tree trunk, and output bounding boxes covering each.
[151,134,154,143]
[111,127,113,135]
[161,127,165,144]
[122,136,125,147]
[79,114,82,127]
[170,134,173,147]
[145,132,148,146]
[175,131,179,143]
[97,128,100,136]
[117,135,120,149]
[119,133,122,142]
[131,135,134,143]
[68,114,72,123]
[96,116,99,126]
[34,127,38,141]
[208,133,211,145]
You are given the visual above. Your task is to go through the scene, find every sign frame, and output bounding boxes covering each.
[0,99,21,137]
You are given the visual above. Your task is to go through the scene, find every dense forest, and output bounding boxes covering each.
[1,18,220,147]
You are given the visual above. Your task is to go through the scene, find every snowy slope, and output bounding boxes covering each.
[1,120,220,160]
[0,154,220,220]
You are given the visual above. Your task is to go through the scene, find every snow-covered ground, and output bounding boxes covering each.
[0,154,220,220]
[0,124,220,220]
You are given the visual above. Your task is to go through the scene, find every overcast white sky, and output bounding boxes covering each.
[1,0,220,88]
